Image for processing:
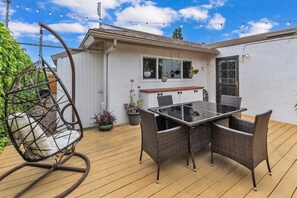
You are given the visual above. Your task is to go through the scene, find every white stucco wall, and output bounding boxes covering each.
[57,51,104,128]
[207,37,297,125]
[107,43,213,124]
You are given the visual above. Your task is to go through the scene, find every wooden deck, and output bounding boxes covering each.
[1,116,297,197]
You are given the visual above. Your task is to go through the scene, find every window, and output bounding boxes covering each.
[143,57,157,79]
[142,56,192,80]
[183,61,192,79]
[158,58,182,79]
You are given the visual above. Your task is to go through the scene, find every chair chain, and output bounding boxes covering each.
[38,26,43,63]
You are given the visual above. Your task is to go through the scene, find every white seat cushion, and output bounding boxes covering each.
[47,130,80,154]
[8,113,52,158]
[8,113,80,160]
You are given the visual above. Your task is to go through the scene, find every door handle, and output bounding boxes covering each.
[236,81,239,88]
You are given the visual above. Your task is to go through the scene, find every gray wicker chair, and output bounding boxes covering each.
[211,110,273,191]
[157,95,173,106]
[220,95,242,118]
[157,95,179,128]
[138,108,188,183]
[220,95,242,108]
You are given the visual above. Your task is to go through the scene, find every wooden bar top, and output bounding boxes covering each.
[140,86,204,93]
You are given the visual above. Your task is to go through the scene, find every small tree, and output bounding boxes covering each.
[0,23,32,150]
[172,27,183,40]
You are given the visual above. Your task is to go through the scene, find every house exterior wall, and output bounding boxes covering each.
[207,37,297,125]
[57,51,104,128]
[108,43,213,124]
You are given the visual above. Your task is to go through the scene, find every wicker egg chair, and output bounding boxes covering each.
[0,23,90,198]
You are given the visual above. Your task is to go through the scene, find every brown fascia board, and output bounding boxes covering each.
[86,30,219,55]
[208,27,297,49]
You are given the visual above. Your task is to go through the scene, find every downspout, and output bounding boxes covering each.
[105,39,117,110]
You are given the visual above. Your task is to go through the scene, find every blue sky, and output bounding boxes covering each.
[1,0,296,65]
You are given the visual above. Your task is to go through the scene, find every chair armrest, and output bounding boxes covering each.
[157,126,188,143]
[157,125,187,136]
[212,123,254,138]
[230,116,254,134]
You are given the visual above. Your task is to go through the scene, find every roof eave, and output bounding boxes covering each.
[208,26,297,48]
[87,30,219,55]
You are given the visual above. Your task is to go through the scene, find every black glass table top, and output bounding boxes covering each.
[149,101,247,127]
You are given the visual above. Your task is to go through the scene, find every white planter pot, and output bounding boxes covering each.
[144,71,151,78]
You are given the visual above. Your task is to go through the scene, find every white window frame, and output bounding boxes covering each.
[141,55,193,82]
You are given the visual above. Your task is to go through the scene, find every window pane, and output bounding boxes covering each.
[158,58,182,79]
[183,61,192,78]
[143,57,157,79]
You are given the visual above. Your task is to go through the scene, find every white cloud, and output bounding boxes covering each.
[201,0,226,9]
[239,18,278,37]
[0,1,15,22]
[87,22,101,29]
[115,4,177,24]
[49,0,142,19]
[43,35,59,43]
[210,0,227,7]
[114,3,177,35]
[0,1,5,17]
[9,21,87,40]
[201,4,213,9]
[207,13,225,30]
[48,23,87,33]
[179,7,208,21]
[122,23,163,35]
[9,21,39,37]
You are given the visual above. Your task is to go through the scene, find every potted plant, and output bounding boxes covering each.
[143,61,152,78]
[92,108,116,131]
[189,67,199,78]
[123,79,143,125]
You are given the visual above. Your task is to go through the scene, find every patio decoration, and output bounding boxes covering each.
[189,67,199,78]
[240,53,250,62]
[0,22,90,198]
[143,61,153,78]
[92,108,116,131]
[123,79,143,125]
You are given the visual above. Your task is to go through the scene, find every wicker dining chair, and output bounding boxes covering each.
[138,108,188,183]
[220,95,242,108]
[157,95,179,128]
[211,110,273,191]
[157,95,173,106]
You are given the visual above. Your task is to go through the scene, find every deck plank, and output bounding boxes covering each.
[245,144,297,198]
[0,117,296,198]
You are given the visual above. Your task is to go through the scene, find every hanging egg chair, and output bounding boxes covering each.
[0,22,90,198]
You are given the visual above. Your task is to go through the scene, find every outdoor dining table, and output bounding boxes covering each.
[149,100,247,171]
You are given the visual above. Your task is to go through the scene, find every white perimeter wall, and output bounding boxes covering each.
[207,37,297,125]
[108,43,213,124]
[57,51,104,128]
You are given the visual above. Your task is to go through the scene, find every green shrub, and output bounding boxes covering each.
[0,23,32,150]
